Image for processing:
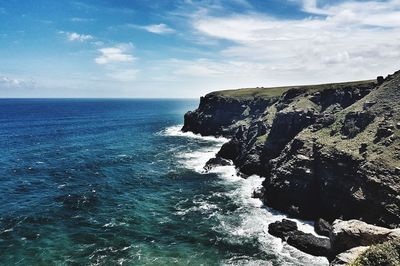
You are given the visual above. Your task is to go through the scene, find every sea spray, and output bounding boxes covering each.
[162,125,329,265]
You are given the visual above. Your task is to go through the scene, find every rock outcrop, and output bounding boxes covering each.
[268,219,332,258]
[268,218,400,263]
[183,71,400,229]
[183,71,400,260]
[330,219,400,254]
[315,218,332,237]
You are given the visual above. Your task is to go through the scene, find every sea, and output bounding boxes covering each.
[0,99,328,265]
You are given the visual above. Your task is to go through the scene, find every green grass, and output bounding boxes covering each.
[349,239,400,266]
[209,80,375,99]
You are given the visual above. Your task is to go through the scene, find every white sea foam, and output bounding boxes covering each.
[164,125,329,265]
[160,125,229,143]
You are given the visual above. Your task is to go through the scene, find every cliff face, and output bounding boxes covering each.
[182,72,400,229]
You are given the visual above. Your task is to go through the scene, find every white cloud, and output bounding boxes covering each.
[62,31,93,42]
[94,43,138,82]
[70,17,95,22]
[0,76,35,89]
[130,23,175,34]
[188,0,400,85]
[95,43,135,65]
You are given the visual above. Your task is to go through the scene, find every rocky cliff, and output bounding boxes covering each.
[183,71,400,229]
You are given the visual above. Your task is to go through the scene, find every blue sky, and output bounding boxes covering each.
[0,0,399,98]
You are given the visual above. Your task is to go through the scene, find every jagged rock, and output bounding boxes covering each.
[340,111,375,138]
[251,186,265,199]
[375,121,394,141]
[182,94,275,137]
[286,231,332,258]
[268,219,297,238]
[268,219,332,258]
[315,218,332,237]
[377,76,384,84]
[280,88,307,103]
[312,113,336,131]
[330,219,400,254]
[218,139,241,161]
[204,156,232,171]
[183,70,400,230]
[330,246,369,265]
[359,142,368,154]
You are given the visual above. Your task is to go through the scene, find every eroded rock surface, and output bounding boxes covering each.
[183,71,400,228]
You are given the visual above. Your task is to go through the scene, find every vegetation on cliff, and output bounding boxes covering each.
[183,71,400,263]
[183,71,399,229]
[349,238,400,266]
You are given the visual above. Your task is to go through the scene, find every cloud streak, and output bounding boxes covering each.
[95,43,136,65]
[128,23,175,34]
[187,0,400,85]
[0,76,35,90]
[61,31,93,42]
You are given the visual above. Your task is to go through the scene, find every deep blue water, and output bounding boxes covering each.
[0,99,328,265]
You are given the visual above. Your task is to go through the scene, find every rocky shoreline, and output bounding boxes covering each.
[182,71,400,264]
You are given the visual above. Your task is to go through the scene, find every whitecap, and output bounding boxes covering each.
[163,125,329,265]
[158,125,229,143]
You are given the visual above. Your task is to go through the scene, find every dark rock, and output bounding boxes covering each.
[183,70,400,230]
[315,218,332,237]
[363,100,377,110]
[281,88,307,103]
[359,142,368,154]
[204,156,232,171]
[268,219,298,238]
[377,76,384,84]
[340,111,375,138]
[268,219,332,259]
[287,231,332,258]
[218,139,241,161]
[261,109,317,174]
[182,94,276,137]
[375,121,394,141]
[251,187,264,199]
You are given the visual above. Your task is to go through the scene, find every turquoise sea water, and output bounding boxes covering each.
[0,99,328,265]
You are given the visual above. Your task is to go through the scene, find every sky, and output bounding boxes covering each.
[0,0,400,98]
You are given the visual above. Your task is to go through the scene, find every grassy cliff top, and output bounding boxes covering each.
[208,80,376,99]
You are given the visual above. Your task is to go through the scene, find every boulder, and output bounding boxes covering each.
[375,121,394,141]
[268,219,332,258]
[330,219,400,254]
[315,218,332,237]
[268,219,297,238]
[251,187,264,199]
[204,156,232,171]
[287,231,332,258]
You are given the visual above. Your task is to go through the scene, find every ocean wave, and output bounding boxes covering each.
[163,125,329,265]
[158,125,229,143]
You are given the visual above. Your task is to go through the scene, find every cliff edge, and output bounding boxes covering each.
[182,71,400,229]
